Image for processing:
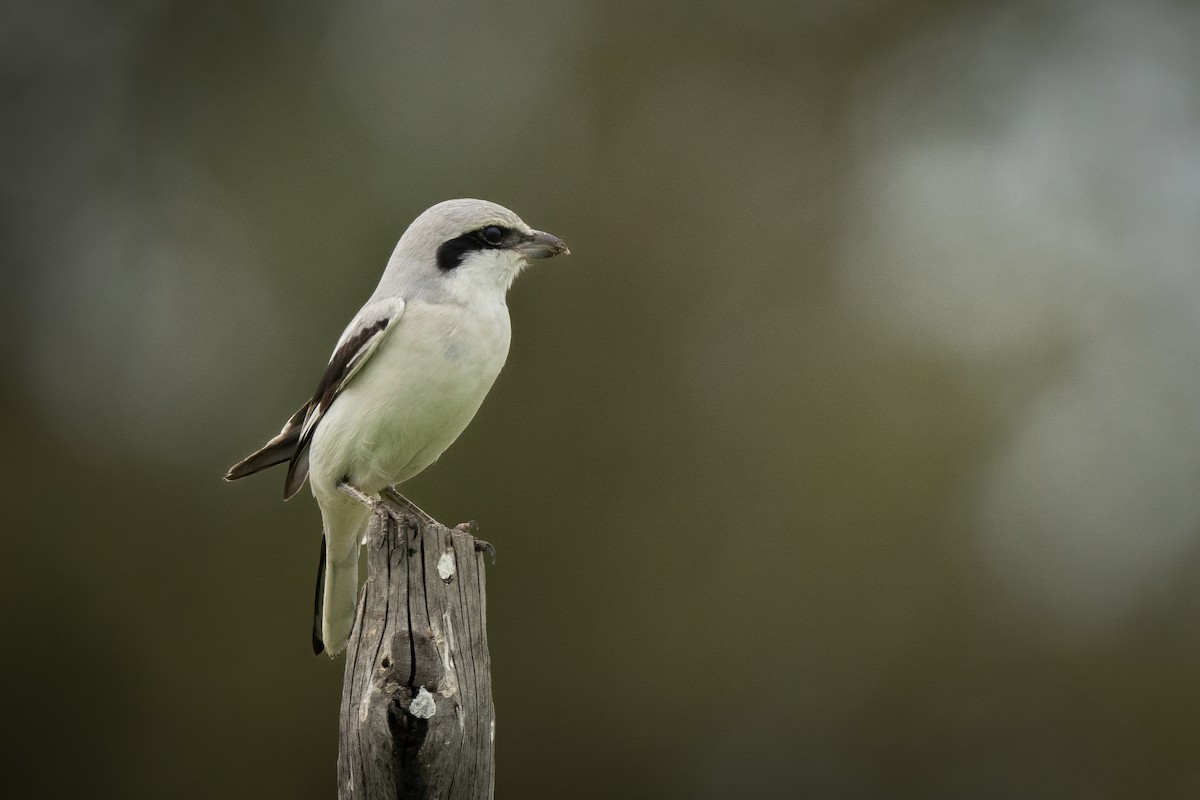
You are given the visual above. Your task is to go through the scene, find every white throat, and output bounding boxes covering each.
[442,250,527,306]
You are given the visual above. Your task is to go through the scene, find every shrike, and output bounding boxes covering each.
[225,199,568,656]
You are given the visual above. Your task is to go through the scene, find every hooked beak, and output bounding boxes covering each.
[514,229,570,260]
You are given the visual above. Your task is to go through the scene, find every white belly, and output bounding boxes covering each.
[307,299,511,499]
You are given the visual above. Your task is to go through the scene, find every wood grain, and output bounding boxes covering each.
[338,514,495,799]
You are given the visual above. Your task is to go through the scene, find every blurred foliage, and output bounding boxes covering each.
[4,0,1200,797]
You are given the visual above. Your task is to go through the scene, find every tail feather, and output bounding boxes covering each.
[225,402,309,481]
[312,535,328,655]
[229,400,366,656]
[316,503,369,657]
[225,434,298,480]
[320,538,360,656]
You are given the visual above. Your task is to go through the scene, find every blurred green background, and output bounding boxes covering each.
[5,0,1200,797]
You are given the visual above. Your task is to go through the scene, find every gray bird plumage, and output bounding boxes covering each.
[226,199,568,655]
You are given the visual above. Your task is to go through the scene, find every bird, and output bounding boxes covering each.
[225,199,569,656]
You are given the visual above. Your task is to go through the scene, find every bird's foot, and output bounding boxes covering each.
[473,536,497,564]
[337,482,410,527]
[340,484,493,560]
[453,521,496,562]
[380,486,440,528]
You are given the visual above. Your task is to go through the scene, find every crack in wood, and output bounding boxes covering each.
[337,514,495,799]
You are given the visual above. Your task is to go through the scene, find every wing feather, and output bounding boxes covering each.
[282,298,405,499]
[225,401,310,480]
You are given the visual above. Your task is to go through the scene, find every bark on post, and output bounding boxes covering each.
[337,514,495,799]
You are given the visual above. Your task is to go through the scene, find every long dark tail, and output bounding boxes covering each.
[312,534,327,655]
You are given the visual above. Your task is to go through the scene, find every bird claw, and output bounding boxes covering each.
[371,501,406,525]
[472,537,496,564]
[380,486,440,528]
[338,481,415,530]
[339,483,493,561]
[454,521,495,563]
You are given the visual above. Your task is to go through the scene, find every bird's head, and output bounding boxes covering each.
[385,199,569,304]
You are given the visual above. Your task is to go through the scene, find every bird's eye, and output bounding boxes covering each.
[480,226,504,246]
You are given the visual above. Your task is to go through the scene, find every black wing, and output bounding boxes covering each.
[282,299,405,499]
[224,298,405,498]
[225,401,310,481]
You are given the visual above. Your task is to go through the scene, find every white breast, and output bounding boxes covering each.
[307,299,512,499]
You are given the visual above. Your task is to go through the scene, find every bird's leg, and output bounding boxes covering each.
[377,487,495,561]
[447,519,495,562]
[380,486,440,528]
[471,533,497,563]
[337,481,408,528]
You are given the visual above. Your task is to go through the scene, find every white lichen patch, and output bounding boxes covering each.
[437,551,456,583]
[409,686,436,719]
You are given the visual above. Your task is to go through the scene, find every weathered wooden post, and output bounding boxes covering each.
[337,514,495,799]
